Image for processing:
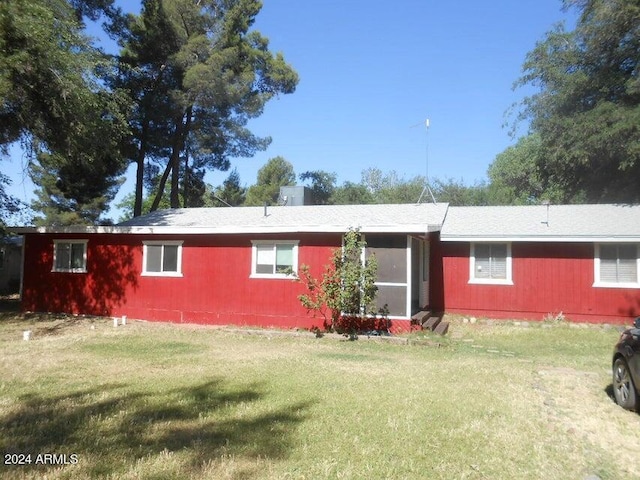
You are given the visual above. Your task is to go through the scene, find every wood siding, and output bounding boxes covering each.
[22,232,417,331]
[21,233,343,330]
[441,242,640,323]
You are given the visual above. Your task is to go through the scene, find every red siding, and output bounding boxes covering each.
[441,242,640,323]
[21,233,343,330]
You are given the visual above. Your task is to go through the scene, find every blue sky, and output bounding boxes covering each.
[3,0,577,219]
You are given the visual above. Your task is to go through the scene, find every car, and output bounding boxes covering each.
[612,317,640,410]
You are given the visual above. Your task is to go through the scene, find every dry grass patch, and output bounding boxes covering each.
[0,312,638,479]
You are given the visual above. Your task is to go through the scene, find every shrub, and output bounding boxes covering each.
[297,228,380,333]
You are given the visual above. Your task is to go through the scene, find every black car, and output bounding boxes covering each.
[612,317,640,410]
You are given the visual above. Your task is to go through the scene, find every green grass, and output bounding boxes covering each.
[1,311,639,479]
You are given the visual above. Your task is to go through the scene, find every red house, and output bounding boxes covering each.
[15,202,640,327]
[17,203,447,331]
[436,204,640,323]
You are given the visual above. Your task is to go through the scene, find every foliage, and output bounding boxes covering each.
[514,0,640,203]
[299,170,336,205]
[297,228,379,333]
[0,172,29,233]
[245,156,296,205]
[0,0,130,225]
[212,168,246,206]
[329,181,375,205]
[115,0,299,215]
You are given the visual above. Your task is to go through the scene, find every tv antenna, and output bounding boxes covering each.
[410,118,436,204]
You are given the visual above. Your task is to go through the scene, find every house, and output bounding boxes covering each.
[15,202,640,328]
[436,204,640,323]
[0,236,22,294]
[17,203,448,331]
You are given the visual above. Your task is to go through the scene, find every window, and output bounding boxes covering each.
[53,240,87,273]
[594,244,639,288]
[251,241,298,278]
[143,241,183,276]
[469,242,512,285]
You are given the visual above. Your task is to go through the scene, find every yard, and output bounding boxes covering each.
[1,305,639,479]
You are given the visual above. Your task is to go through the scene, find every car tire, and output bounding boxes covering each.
[613,357,638,411]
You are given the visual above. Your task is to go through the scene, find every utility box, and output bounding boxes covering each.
[280,186,313,206]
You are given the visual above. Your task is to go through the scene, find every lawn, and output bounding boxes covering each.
[1,309,639,480]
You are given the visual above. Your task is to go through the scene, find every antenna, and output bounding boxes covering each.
[411,118,436,204]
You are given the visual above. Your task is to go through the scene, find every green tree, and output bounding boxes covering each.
[360,168,426,204]
[213,168,246,206]
[1,0,130,225]
[245,156,295,205]
[329,181,375,205]
[515,0,640,202]
[487,134,567,205]
[431,178,490,206]
[0,173,27,234]
[116,0,298,215]
[299,170,337,205]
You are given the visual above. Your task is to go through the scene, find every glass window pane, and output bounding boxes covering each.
[474,244,491,278]
[276,244,294,272]
[490,244,507,279]
[71,243,85,269]
[146,245,162,272]
[601,244,637,283]
[55,243,71,270]
[163,245,178,272]
[256,245,275,274]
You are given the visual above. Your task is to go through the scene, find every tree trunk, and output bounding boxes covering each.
[169,106,193,208]
[149,161,172,212]
[133,123,148,217]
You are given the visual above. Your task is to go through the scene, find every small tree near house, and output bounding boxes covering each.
[297,228,387,334]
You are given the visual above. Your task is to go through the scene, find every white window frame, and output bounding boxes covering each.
[52,240,88,273]
[593,243,640,289]
[469,242,513,285]
[250,240,299,279]
[142,241,183,277]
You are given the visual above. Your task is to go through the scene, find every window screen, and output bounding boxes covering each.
[252,242,297,277]
[53,241,87,272]
[143,242,182,275]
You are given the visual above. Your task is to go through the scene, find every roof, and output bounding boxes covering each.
[17,203,450,235]
[440,204,640,242]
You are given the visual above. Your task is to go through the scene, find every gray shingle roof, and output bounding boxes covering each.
[440,204,640,242]
[115,203,450,234]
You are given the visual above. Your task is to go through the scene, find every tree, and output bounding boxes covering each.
[297,229,380,334]
[1,0,130,225]
[329,181,375,205]
[116,0,298,216]
[515,0,640,203]
[245,156,295,205]
[299,170,336,205]
[213,168,246,206]
[0,173,27,234]
[486,134,567,204]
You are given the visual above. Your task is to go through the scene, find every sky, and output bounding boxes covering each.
[2,0,578,220]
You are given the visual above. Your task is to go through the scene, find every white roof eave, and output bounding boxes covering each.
[13,224,440,235]
[440,235,640,243]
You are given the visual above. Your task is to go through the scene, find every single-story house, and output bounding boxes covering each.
[436,204,640,323]
[17,203,447,331]
[14,202,640,328]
